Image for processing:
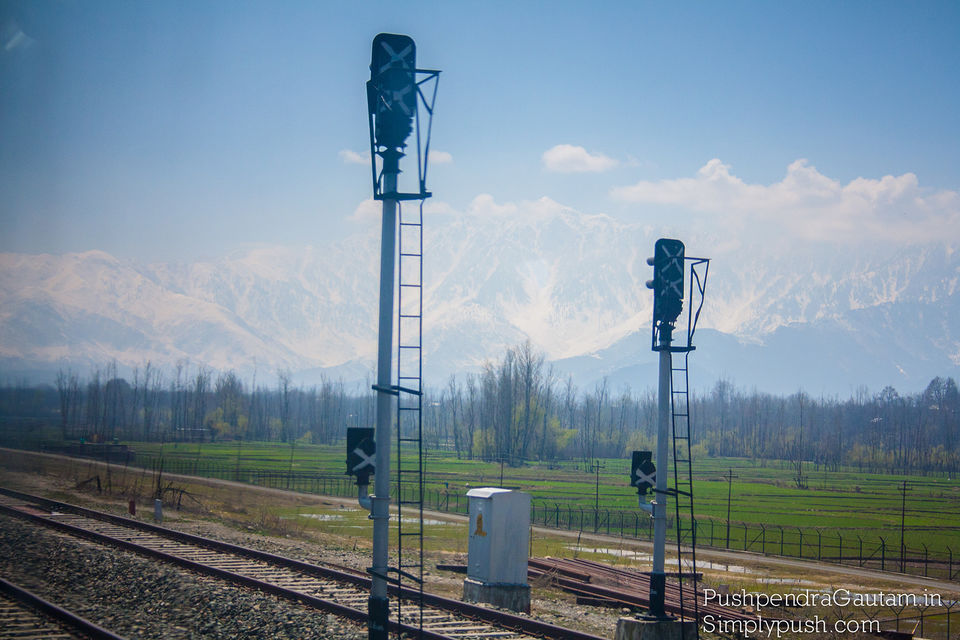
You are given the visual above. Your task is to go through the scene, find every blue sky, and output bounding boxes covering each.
[2,1,958,262]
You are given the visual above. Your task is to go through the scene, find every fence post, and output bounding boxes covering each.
[743,523,748,551]
[779,526,784,556]
[817,529,822,561]
[797,528,804,559]
[761,524,766,554]
[923,543,928,577]
[880,537,886,571]
[634,512,639,539]
[837,532,843,566]
[858,536,863,567]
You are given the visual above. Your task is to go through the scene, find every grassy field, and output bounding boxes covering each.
[4,446,957,640]
[123,439,960,561]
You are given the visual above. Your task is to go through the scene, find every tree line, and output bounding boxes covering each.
[1,361,365,446]
[434,343,959,476]
[0,345,957,476]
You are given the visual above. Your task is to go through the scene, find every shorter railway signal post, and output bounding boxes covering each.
[648,238,685,621]
[617,238,709,640]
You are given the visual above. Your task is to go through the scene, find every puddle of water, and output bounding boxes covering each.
[399,517,454,527]
[292,513,455,527]
[757,578,820,586]
[296,513,345,521]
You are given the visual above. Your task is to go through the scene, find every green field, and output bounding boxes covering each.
[124,439,960,566]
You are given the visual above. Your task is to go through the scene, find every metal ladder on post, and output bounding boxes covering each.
[670,350,699,638]
[395,202,425,636]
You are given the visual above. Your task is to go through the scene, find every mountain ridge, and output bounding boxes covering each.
[1,208,957,395]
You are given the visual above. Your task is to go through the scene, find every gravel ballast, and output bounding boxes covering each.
[0,513,366,639]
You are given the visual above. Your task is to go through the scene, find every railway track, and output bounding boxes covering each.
[0,487,604,640]
[0,576,127,640]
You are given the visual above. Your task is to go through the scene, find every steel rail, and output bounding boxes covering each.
[0,576,129,640]
[0,487,605,640]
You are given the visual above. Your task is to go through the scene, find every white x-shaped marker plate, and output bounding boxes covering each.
[352,447,375,472]
[379,41,413,74]
[633,467,656,487]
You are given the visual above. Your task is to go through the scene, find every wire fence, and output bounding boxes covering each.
[131,455,960,583]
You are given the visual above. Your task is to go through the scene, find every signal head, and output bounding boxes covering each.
[369,34,417,150]
[649,238,685,325]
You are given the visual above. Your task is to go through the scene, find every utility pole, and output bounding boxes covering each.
[899,480,908,573]
[591,460,605,532]
[724,468,739,548]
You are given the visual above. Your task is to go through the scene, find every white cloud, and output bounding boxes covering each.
[348,198,380,224]
[611,159,960,245]
[3,25,35,53]
[542,144,618,173]
[339,149,370,164]
[421,199,457,216]
[467,194,519,216]
[429,150,453,164]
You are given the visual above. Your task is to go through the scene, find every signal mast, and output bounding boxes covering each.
[354,33,440,640]
[634,239,709,638]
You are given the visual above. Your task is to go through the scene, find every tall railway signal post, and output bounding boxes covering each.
[360,33,440,640]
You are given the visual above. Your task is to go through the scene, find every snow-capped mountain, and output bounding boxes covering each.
[1,203,957,395]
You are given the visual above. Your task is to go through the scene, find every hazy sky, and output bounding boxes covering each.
[2,1,958,262]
